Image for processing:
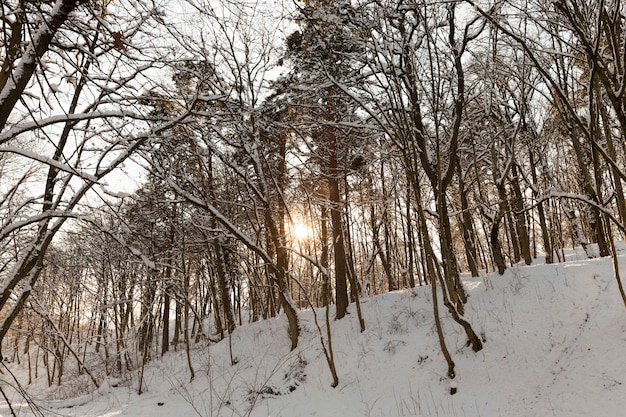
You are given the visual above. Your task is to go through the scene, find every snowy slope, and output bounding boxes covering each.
[2,246,626,417]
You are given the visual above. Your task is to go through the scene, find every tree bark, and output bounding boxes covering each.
[511,162,532,265]
[328,128,349,319]
[457,163,479,277]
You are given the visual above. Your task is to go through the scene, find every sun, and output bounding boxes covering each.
[291,221,312,241]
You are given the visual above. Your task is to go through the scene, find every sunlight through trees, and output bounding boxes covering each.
[2,0,626,411]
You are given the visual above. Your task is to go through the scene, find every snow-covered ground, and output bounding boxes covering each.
[2,245,626,417]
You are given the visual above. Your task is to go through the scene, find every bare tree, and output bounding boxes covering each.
[141,0,303,350]
[0,0,179,357]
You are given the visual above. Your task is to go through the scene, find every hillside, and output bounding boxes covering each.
[2,246,626,417]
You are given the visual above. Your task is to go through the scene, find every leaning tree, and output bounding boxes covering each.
[0,0,182,357]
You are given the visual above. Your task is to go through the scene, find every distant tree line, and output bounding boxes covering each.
[1,0,625,401]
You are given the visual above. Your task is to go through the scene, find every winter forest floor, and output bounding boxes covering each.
[2,244,626,417]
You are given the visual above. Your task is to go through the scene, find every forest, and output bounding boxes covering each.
[1,0,626,412]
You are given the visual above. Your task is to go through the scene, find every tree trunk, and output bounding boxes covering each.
[511,163,532,265]
[161,290,170,356]
[491,213,507,275]
[264,205,301,350]
[599,95,626,236]
[0,0,85,130]
[329,150,349,319]
[529,149,553,263]
[404,182,418,287]
[371,206,397,292]
[161,262,173,356]
[457,163,479,276]
[437,194,467,314]
[416,194,455,379]
[569,130,609,256]
[320,204,330,306]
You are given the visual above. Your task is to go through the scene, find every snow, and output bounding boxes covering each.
[2,244,626,417]
[0,146,99,182]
